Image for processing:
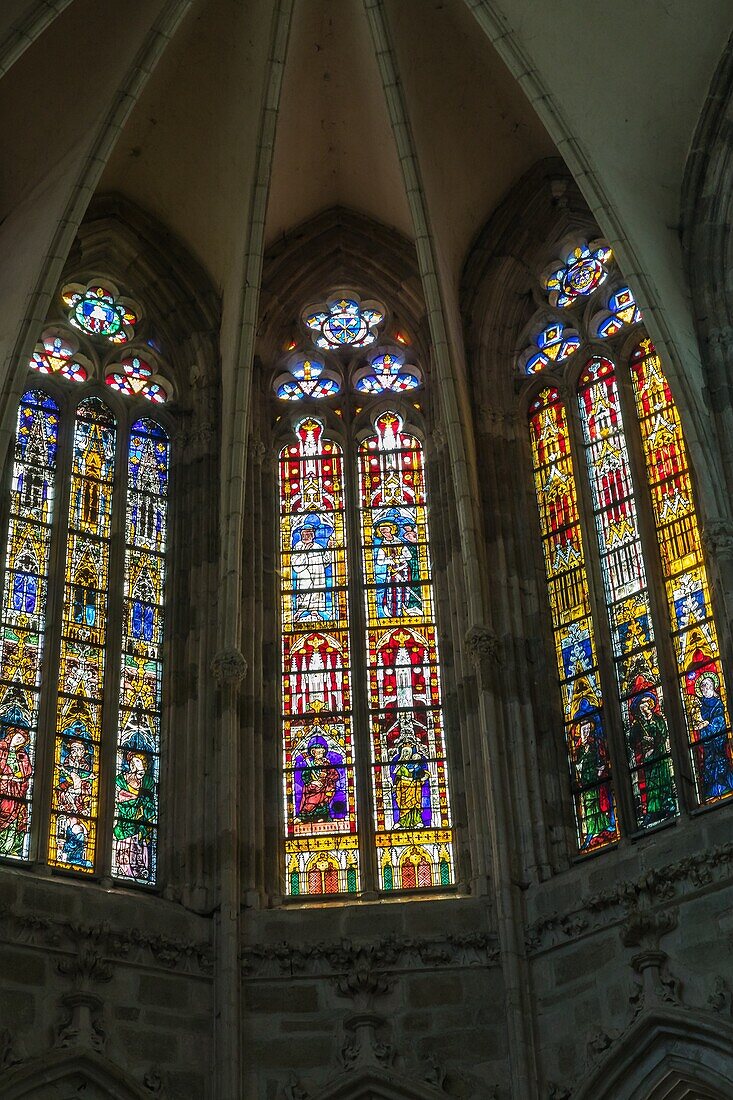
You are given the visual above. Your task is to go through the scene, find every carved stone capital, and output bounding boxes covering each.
[211,647,248,687]
[465,625,503,673]
[703,518,733,559]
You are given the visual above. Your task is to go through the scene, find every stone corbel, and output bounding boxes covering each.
[464,624,503,685]
[702,518,733,561]
[54,945,113,1053]
[211,647,248,688]
[621,907,682,1014]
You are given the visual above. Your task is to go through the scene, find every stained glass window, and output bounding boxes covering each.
[31,332,88,382]
[528,387,618,850]
[62,282,138,344]
[274,358,340,401]
[577,359,678,827]
[48,397,116,872]
[630,340,733,802]
[277,295,455,898]
[354,351,422,394]
[279,418,359,896]
[105,356,168,405]
[111,419,169,884]
[525,237,732,854]
[304,297,384,349]
[544,242,613,308]
[519,323,581,376]
[593,287,642,339]
[0,275,172,884]
[357,412,454,888]
[0,391,59,860]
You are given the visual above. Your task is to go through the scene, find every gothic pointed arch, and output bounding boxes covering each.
[574,1010,733,1100]
[461,160,733,867]
[0,196,221,905]
[0,1047,149,1100]
[248,207,467,900]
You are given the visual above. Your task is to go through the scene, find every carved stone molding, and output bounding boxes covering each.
[526,840,733,954]
[334,961,394,1010]
[211,647,248,687]
[0,902,213,975]
[242,931,498,979]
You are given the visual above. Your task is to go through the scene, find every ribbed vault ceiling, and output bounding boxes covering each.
[0,0,730,406]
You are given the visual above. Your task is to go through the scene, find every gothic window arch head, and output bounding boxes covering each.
[521,236,733,853]
[274,290,455,898]
[0,273,173,885]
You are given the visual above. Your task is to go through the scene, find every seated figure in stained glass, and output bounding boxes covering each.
[295,733,343,825]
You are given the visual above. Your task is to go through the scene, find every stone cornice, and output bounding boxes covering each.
[0,902,214,976]
[526,839,733,954]
[242,931,498,979]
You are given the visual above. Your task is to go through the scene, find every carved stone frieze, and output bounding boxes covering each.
[211,647,248,686]
[525,840,733,953]
[0,904,213,975]
[242,932,498,979]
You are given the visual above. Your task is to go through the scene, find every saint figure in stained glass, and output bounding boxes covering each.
[569,699,616,848]
[689,670,733,800]
[53,715,95,869]
[373,511,422,618]
[113,749,157,880]
[391,737,430,829]
[291,514,335,622]
[294,734,343,825]
[0,707,32,857]
[627,688,676,824]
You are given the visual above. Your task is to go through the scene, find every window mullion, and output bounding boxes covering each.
[96,410,129,880]
[342,393,378,895]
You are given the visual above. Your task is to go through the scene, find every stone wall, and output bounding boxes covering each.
[0,867,213,1099]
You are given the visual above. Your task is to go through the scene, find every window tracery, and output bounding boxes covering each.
[0,278,172,885]
[276,295,455,897]
[522,241,733,853]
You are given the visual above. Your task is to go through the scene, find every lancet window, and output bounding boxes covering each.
[275,294,455,897]
[522,241,733,853]
[0,280,172,885]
